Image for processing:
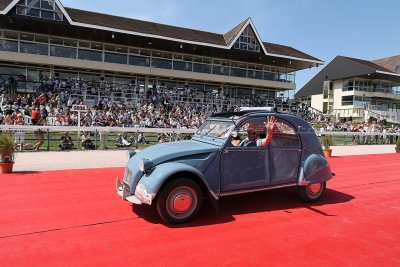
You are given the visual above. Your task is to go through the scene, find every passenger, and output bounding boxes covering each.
[230,131,241,146]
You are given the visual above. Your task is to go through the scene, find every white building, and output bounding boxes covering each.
[296,55,400,123]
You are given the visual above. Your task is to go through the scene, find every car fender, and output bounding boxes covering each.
[137,162,212,197]
[299,154,333,185]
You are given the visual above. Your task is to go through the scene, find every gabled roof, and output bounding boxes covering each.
[223,18,248,46]
[295,56,400,98]
[65,7,227,46]
[224,17,268,55]
[372,55,400,73]
[0,0,13,11]
[344,56,393,73]
[0,0,323,63]
[263,42,321,62]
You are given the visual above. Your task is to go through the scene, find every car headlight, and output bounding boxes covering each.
[138,159,153,173]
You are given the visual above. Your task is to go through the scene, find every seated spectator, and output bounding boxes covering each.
[59,131,74,150]
[115,133,131,148]
[158,133,166,143]
[137,132,146,144]
[81,133,95,150]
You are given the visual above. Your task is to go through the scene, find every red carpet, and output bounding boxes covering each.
[0,154,399,266]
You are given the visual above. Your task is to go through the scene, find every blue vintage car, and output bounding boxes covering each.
[116,109,333,224]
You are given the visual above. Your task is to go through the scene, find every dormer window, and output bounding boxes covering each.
[16,0,64,21]
[233,25,261,53]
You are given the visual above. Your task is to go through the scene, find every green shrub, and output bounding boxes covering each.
[321,135,333,150]
[0,132,15,163]
[396,136,400,148]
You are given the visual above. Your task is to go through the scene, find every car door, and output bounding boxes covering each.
[220,117,270,192]
[269,118,302,186]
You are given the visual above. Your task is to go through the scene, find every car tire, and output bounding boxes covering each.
[156,178,203,224]
[298,182,326,203]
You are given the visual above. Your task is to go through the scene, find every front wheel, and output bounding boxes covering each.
[156,178,203,224]
[298,182,326,203]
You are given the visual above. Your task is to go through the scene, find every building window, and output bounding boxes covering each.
[0,39,18,52]
[151,58,172,69]
[343,80,354,91]
[20,42,48,55]
[104,52,127,64]
[342,96,354,106]
[212,65,230,76]
[129,55,150,67]
[233,25,261,53]
[50,45,76,59]
[230,68,247,78]
[16,0,64,21]
[78,49,102,61]
[193,63,211,74]
[173,61,192,72]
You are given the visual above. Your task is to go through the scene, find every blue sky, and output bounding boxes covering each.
[62,0,399,92]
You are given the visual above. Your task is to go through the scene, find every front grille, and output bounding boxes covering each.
[123,168,132,184]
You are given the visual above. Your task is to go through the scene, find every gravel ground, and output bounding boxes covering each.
[12,144,397,172]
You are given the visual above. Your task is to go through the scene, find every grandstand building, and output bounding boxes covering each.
[0,0,322,107]
[296,55,400,123]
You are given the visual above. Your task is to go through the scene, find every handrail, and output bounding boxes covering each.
[0,125,197,134]
[1,125,397,136]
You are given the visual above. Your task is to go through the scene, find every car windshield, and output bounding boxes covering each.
[196,119,235,139]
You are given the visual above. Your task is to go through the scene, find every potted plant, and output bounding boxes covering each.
[0,132,16,173]
[321,135,333,158]
[396,136,400,153]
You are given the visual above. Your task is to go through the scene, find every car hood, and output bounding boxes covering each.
[130,140,220,166]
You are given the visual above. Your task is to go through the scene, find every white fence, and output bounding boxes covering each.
[0,125,197,134]
[1,125,398,149]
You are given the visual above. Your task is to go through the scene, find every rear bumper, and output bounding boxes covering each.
[116,177,142,204]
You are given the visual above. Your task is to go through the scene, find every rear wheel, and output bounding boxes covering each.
[298,182,326,202]
[156,178,203,224]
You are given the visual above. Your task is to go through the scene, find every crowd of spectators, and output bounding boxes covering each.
[1,74,399,149]
[317,116,400,145]
[0,74,238,129]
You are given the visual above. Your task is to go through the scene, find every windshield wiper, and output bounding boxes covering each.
[218,126,234,138]
[203,125,217,136]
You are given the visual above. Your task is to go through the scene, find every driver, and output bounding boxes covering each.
[239,116,277,147]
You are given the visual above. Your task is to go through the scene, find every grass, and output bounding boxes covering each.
[14,131,179,152]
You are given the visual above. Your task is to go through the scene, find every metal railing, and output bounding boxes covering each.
[1,125,398,152]
[0,125,196,152]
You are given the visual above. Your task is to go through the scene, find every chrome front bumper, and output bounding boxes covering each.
[116,177,142,204]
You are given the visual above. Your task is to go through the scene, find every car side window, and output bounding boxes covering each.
[228,117,266,148]
[270,119,300,147]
